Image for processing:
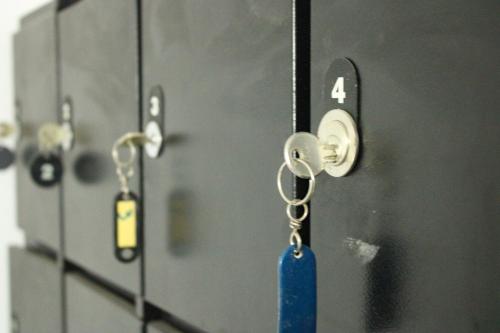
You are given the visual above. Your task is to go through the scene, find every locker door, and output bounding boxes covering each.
[14,3,60,250]
[66,273,142,333]
[142,1,293,331]
[311,1,500,332]
[146,321,182,333]
[59,0,141,293]
[9,247,62,333]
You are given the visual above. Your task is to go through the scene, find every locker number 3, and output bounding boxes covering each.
[331,77,346,104]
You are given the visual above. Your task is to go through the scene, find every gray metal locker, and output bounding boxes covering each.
[9,247,62,333]
[59,0,141,294]
[310,1,500,332]
[14,3,60,251]
[66,273,142,333]
[146,321,182,333]
[141,1,293,331]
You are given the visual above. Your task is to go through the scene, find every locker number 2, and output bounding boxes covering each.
[41,163,55,181]
[331,77,346,104]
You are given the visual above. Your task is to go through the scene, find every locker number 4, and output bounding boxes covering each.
[331,77,346,104]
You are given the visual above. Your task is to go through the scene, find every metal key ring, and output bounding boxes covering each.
[112,132,147,169]
[277,158,316,206]
[286,202,309,223]
[289,230,303,257]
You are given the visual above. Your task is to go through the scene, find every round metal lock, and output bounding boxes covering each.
[144,121,163,159]
[61,122,75,152]
[318,109,359,177]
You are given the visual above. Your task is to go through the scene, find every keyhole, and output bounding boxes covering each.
[41,163,55,181]
[292,149,301,160]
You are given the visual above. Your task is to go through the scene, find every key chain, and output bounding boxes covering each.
[30,123,64,187]
[111,133,149,263]
[276,157,317,333]
[275,107,361,332]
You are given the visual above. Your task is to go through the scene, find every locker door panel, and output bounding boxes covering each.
[142,1,293,331]
[14,3,59,250]
[311,1,500,332]
[9,247,62,333]
[66,274,142,333]
[59,0,140,293]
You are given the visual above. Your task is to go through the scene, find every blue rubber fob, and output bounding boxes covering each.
[278,245,317,333]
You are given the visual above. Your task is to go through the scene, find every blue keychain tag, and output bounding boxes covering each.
[278,245,317,333]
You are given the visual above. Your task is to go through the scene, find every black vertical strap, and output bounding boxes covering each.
[53,4,68,332]
[293,0,312,246]
[136,0,146,321]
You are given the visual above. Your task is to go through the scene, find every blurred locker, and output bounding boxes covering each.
[66,273,142,333]
[59,0,141,294]
[14,2,60,251]
[10,247,62,333]
[141,1,295,331]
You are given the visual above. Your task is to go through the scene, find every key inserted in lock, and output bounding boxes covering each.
[284,109,359,178]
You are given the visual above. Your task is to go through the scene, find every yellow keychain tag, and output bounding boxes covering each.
[114,192,140,263]
[117,199,137,248]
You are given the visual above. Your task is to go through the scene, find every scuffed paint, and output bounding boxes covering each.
[344,237,380,265]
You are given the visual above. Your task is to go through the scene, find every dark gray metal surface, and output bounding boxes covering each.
[147,321,182,333]
[9,247,62,333]
[311,1,500,332]
[14,3,60,251]
[142,1,293,331]
[66,273,142,333]
[59,0,141,293]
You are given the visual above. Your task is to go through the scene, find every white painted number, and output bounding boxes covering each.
[331,77,346,104]
[41,163,55,181]
[150,96,160,117]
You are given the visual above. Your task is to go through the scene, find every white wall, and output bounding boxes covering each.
[0,1,52,331]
